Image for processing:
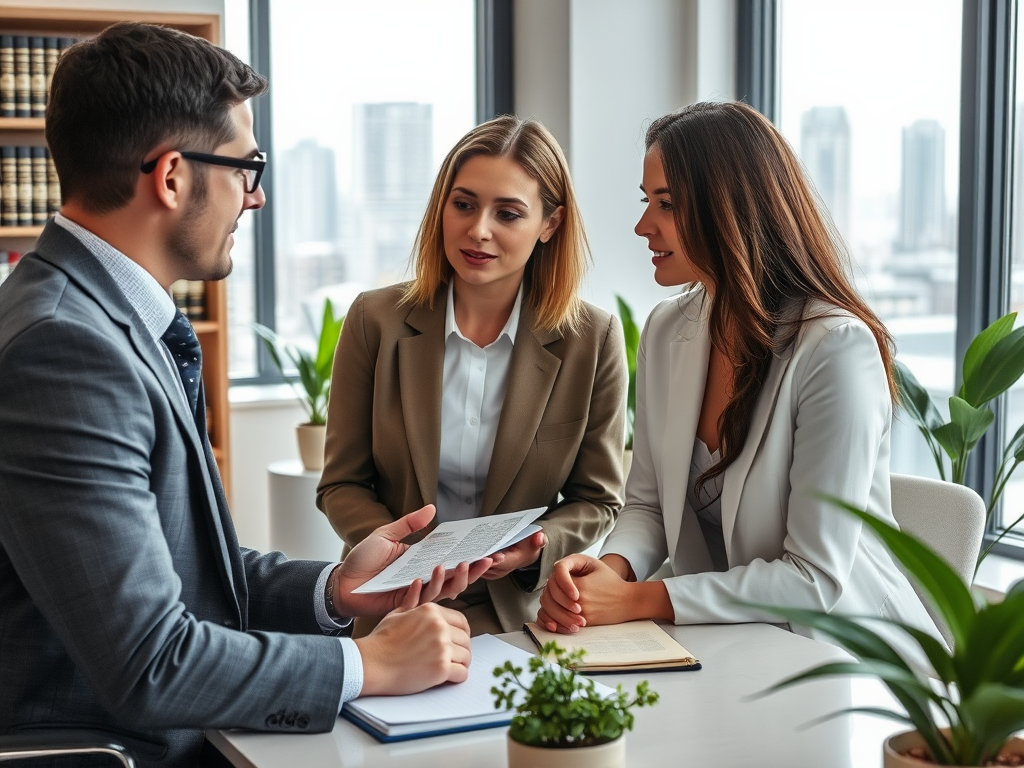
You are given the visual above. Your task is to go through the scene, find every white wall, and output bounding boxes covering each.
[514,0,736,324]
[230,388,305,551]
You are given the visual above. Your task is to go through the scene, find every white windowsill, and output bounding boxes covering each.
[229,384,301,410]
[974,552,1024,598]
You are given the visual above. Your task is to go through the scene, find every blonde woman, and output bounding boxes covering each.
[317,116,627,635]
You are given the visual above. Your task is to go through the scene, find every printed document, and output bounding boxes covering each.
[352,507,546,594]
[524,620,701,672]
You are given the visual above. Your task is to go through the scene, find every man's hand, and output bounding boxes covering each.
[481,530,546,580]
[537,554,635,633]
[332,504,493,617]
[354,603,472,696]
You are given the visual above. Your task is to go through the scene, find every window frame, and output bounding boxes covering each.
[737,0,1023,558]
[234,0,514,385]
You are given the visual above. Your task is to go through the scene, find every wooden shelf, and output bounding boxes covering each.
[191,320,218,335]
[0,226,43,238]
[0,118,45,131]
[0,9,231,501]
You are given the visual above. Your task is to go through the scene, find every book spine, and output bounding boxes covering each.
[31,147,47,225]
[46,151,60,216]
[44,37,58,107]
[29,37,45,118]
[171,279,189,313]
[13,36,29,118]
[186,281,206,321]
[16,146,31,226]
[0,37,14,118]
[1,147,17,227]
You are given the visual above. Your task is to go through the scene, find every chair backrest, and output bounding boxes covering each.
[889,473,986,587]
[889,474,986,648]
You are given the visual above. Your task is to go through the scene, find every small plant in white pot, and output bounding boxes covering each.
[492,641,658,768]
[753,495,1024,767]
[253,298,343,472]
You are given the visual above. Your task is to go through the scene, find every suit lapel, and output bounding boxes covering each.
[721,335,795,552]
[32,222,240,613]
[480,304,561,517]
[398,295,446,508]
[663,298,711,565]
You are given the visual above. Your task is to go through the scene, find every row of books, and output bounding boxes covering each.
[171,280,208,322]
[0,36,78,118]
[0,145,59,228]
[0,250,20,286]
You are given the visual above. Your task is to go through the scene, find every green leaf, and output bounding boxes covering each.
[815,494,975,650]
[616,295,640,450]
[958,685,1024,763]
[963,323,1024,407]
[958,587,1024,697]
[895,361,945,433]
[932,398,994,468]
[961,312,1016,401]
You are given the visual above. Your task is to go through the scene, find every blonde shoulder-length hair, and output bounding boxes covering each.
[403,115,589,334]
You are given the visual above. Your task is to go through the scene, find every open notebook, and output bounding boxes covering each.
[524,620,701,673]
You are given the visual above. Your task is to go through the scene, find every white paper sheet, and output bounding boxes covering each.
[352,508,546,594]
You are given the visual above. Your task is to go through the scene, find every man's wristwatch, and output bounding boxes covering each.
[324,564,345,623]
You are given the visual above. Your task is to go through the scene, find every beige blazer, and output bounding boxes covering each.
[317,283,627,632]
[602,285,942,660]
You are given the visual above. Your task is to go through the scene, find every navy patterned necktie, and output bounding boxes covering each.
[161,309,202,417]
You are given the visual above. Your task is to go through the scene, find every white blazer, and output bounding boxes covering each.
[602,286,941,654]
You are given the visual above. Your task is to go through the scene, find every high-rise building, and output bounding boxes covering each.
[800,106,852,238]
[277,139,338,249]
[897,119,947,252]
[275,139,345,337]
[348,102,433,284]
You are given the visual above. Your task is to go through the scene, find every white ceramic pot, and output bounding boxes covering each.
[622,448,633,481]
[295,423,327,472]
[883,730,1024,767]
[507,734,625,768]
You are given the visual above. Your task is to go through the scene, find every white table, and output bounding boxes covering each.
[267,459,341,563]
[209,623,902,767]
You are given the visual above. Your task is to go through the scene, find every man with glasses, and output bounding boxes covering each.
[0,22,488,768]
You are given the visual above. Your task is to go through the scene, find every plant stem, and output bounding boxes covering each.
[976,507,1024,571]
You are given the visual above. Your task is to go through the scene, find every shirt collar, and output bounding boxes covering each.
[54,212,177,341]
[445,280,523,346]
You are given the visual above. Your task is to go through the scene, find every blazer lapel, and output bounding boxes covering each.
[720,330,796,551]
[32,223,239,608]
[398,295,446,508]
[480,305,561,517]
[663,298,711,565]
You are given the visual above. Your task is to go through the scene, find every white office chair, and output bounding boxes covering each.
[889,473,986,647]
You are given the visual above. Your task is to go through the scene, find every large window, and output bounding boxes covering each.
[227,0,478,378]
[752,0,1023,556]
[778,0,963,481]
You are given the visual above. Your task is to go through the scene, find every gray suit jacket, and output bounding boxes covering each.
[0,223,346,767]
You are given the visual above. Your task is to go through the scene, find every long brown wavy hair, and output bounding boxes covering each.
[646,101,895,488]
[403,115,588,334]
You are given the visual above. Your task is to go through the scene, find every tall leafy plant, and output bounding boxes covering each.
[897,311,1024,566]
[253,298,344,426]
[616,295,640,451]
[752,495,1024,766]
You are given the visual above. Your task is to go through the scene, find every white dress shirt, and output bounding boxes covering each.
[436,281,523,522]
[53,214,362,705]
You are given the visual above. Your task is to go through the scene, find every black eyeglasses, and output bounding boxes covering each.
[140,150,267,193]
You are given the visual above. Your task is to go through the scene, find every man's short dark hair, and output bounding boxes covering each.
[46,22,268,214]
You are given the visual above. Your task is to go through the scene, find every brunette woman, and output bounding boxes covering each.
[538,102,941,658]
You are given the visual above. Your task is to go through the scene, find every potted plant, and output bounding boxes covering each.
[615,295,640,478]
[897,311,1024,570]
[492,641,658,768]
[752,495,1024,767]
[253,298,344,472]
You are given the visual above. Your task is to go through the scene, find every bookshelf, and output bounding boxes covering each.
[0,7,231,499]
